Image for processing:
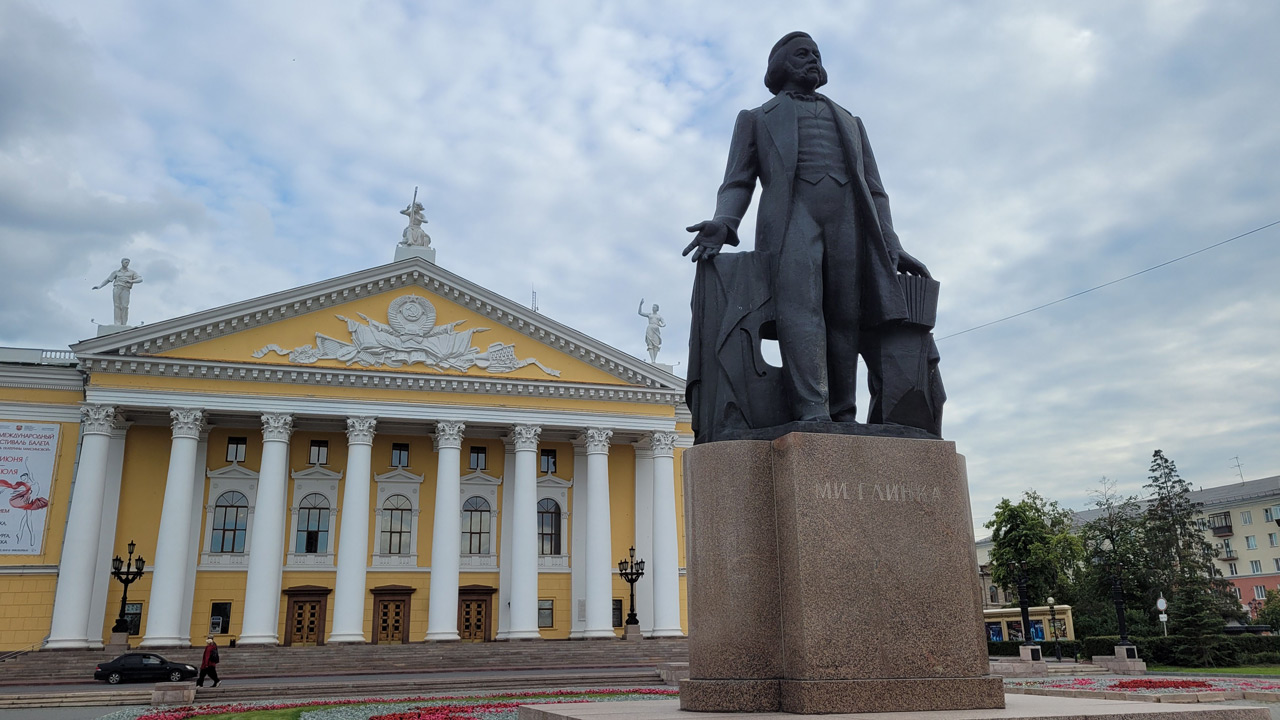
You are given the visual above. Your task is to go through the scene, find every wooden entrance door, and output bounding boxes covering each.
[282,585,331,647]
[370,585,414,645]
[377,599,406,643]
[289,599,322,646]
[457,585,496,642]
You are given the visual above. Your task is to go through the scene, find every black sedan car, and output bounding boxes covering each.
[94,653,198,684]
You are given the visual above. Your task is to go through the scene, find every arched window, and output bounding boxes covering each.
[380,494,413,555]
[211,491,248,553]
[462,496,491,555]
[296,493,330,554]
[989,585,999,605]
[537,498,561,555]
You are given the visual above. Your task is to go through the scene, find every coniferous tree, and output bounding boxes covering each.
[1141,450,1244,640]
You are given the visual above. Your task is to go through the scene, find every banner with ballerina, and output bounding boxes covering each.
[0,422,58,555]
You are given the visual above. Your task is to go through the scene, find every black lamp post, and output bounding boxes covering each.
[618,546,645,626]
[110,540,146,634]
[1098,537,1132,647]
[1007,561,1035,648]
[1047,595,1062,662]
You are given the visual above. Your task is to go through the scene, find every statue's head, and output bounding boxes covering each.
[652,304,659,313]
[765,31,827,95]
[121,258,130,267]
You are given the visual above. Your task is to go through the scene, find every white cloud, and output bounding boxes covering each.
[3,0,1278,537]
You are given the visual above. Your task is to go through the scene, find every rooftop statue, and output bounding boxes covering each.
[684,32,944,443]
[637,299,665,363]
[399,187,431,248]
[92,258,143,326]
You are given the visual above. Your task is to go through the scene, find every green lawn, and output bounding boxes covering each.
[1149,664,1280,675]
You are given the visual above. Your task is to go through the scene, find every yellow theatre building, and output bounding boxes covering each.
[0,243,691,651]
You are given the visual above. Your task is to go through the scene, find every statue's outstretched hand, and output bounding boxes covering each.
[683,219,730,262]
[896,250,931,278]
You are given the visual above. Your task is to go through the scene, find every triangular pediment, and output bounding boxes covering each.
[460,470,502,486]
[291,465,343,482]
[70,257,682,392]
[207,461,259,481]
[373,468,425,485]
[536,474,572,488]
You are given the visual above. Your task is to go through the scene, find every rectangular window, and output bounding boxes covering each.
[124,602,142,636]
[1233,586,1242,600]
[1225,538,1234,553]
[1269,508,1277,523]
[309,440,329,465]
[1229,563,1238,576]
[209,602,232,634]
[1007,620,1025,642]
[1271,533,1278,548]
[225,437,247,462]
[1242,510,1254,525]
[1030,620,1045,642]
[391,443,410,468]
[469,446,487,471]
[1274,558,1280,572]
[612,599,624,628]
[1256,585,1268,600]
[540,449,557,474]
[1248,536,1258,550]
[538,599,554,628]
[985,622,1004,642]
[1252,560,1263,574]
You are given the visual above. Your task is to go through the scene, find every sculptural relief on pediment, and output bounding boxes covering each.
[253,294,560,377]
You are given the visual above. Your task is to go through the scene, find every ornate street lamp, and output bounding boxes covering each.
[110,540,146,634]
[1007,561,1036,649]
[1098,538,1132,647]
[1047,596,1062,662]
[618,546,646,627]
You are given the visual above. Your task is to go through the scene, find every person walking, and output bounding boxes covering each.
[197,637,220,687]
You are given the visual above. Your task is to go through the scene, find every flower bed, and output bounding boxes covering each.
[1009,676,1280,695]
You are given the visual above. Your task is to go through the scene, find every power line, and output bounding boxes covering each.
[936,219,1280,342]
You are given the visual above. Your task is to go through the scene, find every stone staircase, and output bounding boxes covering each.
[0,638,689,685]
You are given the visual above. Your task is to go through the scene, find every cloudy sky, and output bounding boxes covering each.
[3,1,1278,533]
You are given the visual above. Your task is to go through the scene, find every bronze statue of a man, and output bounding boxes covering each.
[686,32,941,438]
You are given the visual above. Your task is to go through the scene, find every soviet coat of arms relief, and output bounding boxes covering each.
[254,294,560,377]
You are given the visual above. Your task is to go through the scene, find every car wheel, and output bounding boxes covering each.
[107,672,122,685]
[168,670,183,682]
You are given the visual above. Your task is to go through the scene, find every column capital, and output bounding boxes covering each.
[261,412,294,442]
[650,431,679,457]
[580,427,613,454]
[434,421,466,451]
[80,404,120,436]
[508,424,542,452]
[346,416,377,445]
[169,408,205,440]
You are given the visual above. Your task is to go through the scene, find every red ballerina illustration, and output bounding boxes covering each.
[1,466,48,547]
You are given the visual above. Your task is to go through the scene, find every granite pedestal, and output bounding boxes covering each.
[680,433,1003,714]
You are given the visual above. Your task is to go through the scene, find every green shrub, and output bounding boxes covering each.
[1082,634,1280,667]
[987,639,1078,658]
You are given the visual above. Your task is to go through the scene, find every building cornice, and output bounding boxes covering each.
[76,353,683,407]
[81,386,682,433]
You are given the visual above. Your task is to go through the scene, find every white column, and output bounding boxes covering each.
[506,424,542,639]
[239,413,293,646]
[426,421,465,641]
[633,442,655,636]
[88,421,130,648]
[141,408,205,648]
[582,428,615,639]
[179,432,209,643]
[329,416,377,643]
[46,405,118,649]
[650,431,684,637]
[495,443,515,640]
[568,443,588,638]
